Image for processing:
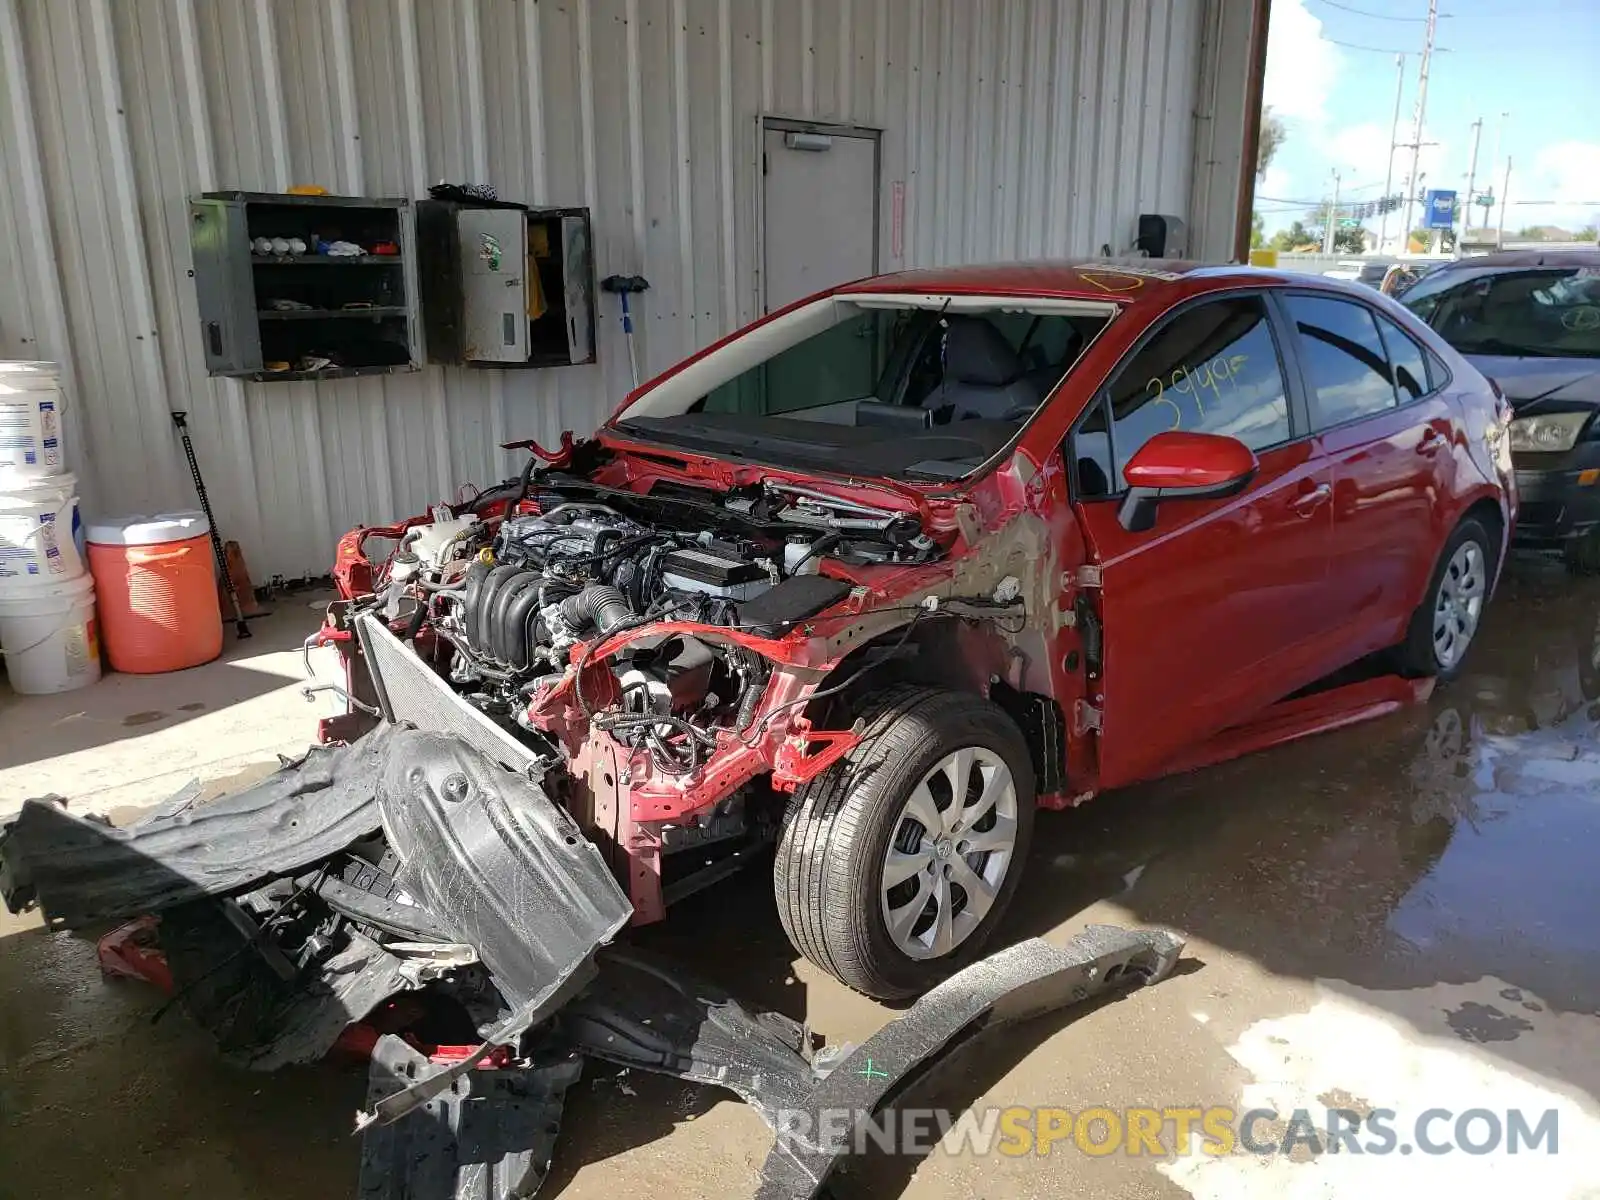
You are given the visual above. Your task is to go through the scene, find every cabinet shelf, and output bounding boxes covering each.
[190,191,418,381]
[251,254,404,266]
[256,306,406,321]
[246,364,416,383]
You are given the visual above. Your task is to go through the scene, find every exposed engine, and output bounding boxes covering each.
[372,475,938,782]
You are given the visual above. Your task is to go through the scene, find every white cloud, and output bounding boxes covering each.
[1321,122,1449,224]
[1511,142,1600,232]
[1263,0,1342,127]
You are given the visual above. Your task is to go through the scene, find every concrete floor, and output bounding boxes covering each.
[0,589,346,820]
[3,561,1600,1198]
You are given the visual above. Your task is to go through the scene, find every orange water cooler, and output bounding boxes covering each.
[86,512,222,673]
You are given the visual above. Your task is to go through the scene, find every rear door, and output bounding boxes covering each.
[1282,292,1455,654]
[1070,292,1337,788]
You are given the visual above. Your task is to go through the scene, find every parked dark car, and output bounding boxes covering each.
[1401,251,1600,571]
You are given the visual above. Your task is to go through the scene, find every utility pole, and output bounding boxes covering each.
[1399,0,1440,250]
[1378,53,1406,253]
[1483,111,1510,233]
[1463,117,1482,232]
[1497,156,1512,247]
[1323,170,1343,254]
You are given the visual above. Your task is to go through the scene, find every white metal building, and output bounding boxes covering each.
[0,0,1265,580]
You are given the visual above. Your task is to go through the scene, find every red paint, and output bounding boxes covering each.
[1123,431,1258,490]
[499,430,576,467]
[331,259,1513,923]
[96,916,173,993]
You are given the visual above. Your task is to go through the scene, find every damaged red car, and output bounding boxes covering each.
[323,259,1516,999]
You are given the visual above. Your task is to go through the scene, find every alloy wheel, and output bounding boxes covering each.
[879,747,1019,960]
[1433,540,1486,670]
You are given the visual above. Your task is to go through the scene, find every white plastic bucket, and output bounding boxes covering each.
[0,471,84,595]
[0,572,99,694]
[0,361,65,485]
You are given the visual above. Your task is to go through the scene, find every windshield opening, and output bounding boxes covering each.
[1403,267,1600,359]
[614,296,1115,481]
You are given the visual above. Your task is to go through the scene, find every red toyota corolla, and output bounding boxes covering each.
[327,259,1516,999]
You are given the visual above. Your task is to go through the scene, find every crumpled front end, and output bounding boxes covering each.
[315,450,1038,924]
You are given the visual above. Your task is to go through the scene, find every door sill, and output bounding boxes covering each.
[1145,673,1435,783]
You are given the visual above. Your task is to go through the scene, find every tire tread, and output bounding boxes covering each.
[774,684,1034,998]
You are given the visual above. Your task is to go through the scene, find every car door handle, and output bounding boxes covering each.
[1417,428,1445,453]
[1291,483,1332,515]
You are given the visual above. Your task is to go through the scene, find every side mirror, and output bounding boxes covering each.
[1117,431,1258,532]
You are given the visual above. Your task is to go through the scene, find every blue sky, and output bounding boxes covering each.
[1259,0,1600,239]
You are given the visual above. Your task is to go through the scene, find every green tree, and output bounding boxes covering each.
[1270,220,1317,252]
[1577,226,1598,242]
[1333,226,1366,254]
[1250,211,1267,249]
[1257,107,1286,180]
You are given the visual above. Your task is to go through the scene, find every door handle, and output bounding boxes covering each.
[1291,483,1332,515]
[1417,428,1445,453]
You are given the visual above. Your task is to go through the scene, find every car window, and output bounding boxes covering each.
[1075,296,1290,496]
[1374,312,1430,402]
[702,311,891,416]
[1074,397,1114,497]
[1401,267,1600,360]
[1285,294,1398,428]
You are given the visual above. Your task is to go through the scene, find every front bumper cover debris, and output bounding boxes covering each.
[0,724,1185,1200]
[754,925,1185,1200]
[359,1034,584,1200]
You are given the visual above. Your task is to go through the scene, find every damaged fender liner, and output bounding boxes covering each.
[0,724,633,1087]
[359,731,633,1128]
[0,724,402,925]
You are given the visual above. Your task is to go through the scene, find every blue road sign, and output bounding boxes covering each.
[1424,189,1457,230]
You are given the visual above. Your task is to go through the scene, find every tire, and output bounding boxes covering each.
[1395,517,1494,681]
[773,684,1036,999]
[1563,529,1600,577]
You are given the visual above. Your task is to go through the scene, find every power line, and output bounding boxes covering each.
[1312,0,1444,20]
[1322,36,1450,53]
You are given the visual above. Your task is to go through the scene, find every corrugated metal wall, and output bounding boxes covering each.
[0,0,1252,580]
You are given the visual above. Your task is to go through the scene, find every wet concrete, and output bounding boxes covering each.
[3,558,1600,1197]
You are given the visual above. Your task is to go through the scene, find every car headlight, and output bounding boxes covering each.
[1508,412,1592,453]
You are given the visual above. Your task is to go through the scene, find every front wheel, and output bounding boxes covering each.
[773,685,1035,999]
[1396,517,1494,681]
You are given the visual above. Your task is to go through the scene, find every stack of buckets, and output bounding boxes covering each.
[0,361,99,694]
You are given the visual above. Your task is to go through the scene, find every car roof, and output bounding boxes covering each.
[1440,249,1600,271]
[833,258,1305,305]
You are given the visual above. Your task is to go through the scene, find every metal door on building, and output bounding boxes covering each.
[762,119,880,312]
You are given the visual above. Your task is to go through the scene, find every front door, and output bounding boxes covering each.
[1069,293,1336,788]
[762,121,878,311]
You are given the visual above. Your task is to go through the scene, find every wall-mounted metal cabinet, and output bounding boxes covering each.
[189,192,419,382]
[416,201,595,369]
